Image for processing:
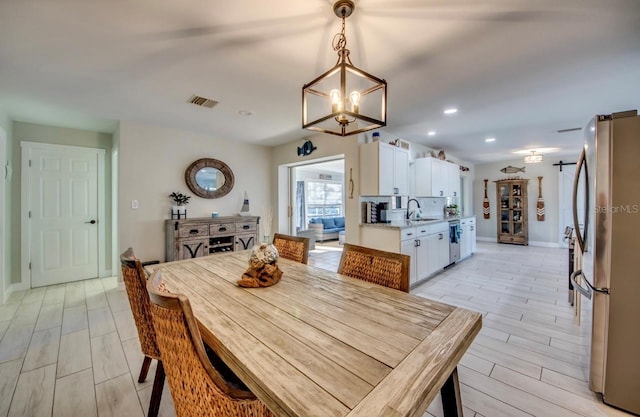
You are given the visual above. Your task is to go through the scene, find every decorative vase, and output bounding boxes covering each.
[171,205,187,219]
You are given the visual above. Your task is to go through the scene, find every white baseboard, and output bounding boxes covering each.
[475,237,560,248]
[99,269,113,278]
[529,241,561,248]
[4,282,30,303]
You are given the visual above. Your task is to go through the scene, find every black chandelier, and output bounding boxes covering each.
[302,0,387,137]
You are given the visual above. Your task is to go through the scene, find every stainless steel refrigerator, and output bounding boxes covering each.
[571,109,640,415]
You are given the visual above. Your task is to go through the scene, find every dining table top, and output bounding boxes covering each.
[150,250,482,417]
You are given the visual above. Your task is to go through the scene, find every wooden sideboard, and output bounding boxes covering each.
[165,216,260,261]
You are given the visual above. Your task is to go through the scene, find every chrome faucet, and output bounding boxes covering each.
[406,198,421,220]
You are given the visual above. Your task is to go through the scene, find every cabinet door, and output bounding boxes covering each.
[393,147,409,195]
[235,234,257,251]
[437,231,450,269]
[179,238,208,260]
[432,159,446,197]
[414,158,433,197]
[447,163,460,199]
[378,142,395,195]
[415,237,429,282]
[460,223,471,259]
[401,239,417,284]
[425,234,439,276]
[470,222,477,253]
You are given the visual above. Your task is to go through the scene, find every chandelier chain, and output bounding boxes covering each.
[332,13,347,52]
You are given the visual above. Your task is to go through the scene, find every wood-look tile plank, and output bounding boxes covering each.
[459,365,583,417]
[0,321,35,364]
[22,326,61,372]
[52,368,97,417]
[507,335,587,367]
[42,285,66,306]
[88,307,117,338]
[21,288,46,305]
[57,329,91,378]
[112,309,138,342]
[64,282,86,308]
[105,290,130,313]
[137,381,175,417]
[121,338,155,391]
[459,382,533,417]
[91,331,131,384]
[34,303,63,332]
[61,305,88,335]
[491,365,630,417]
[7,364,56,417]
[0,320,9,341]
[540,368,597,400]
[95,373,144,417]
[0,359,23,417]
[0,303,19,323]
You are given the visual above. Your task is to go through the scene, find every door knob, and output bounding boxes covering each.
[85,220,97,224]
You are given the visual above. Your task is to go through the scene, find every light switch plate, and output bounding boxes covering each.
[131,200,139,209]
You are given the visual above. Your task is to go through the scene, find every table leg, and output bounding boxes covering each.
[441,367,463,417]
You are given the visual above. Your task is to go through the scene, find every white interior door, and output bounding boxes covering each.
[28,144,100,287]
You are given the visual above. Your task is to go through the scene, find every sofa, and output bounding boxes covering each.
[308,216,345,242]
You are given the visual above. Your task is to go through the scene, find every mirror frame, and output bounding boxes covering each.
[185,158,234,199]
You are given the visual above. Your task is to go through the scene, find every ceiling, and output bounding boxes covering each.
[1,0,639,163]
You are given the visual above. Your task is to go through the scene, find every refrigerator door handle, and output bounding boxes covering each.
[571,269,610,301]
[570,270,591,300]
[572,148,588,253]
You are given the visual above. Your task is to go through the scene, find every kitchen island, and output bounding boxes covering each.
[360,216,476,287]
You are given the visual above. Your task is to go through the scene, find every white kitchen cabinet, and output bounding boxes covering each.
[414,157,459,198]
[360,141,410,196]
[460,216,476,260]
[400,237,417,284]
[447,162,461,200]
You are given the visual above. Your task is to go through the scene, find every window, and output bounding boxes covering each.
[306,180,343,219]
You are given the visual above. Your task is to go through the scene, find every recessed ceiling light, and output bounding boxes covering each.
[428,131,436,136]
[485,137,496,143]
[590,126,596,132]
[237,110,254,117]
[443,108,458,115]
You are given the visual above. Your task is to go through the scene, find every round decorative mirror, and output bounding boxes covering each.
[185,158,234,198]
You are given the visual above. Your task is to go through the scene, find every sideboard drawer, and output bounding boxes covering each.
[210,223,235,235]
[236,222,257,233]
[177,225,209,238]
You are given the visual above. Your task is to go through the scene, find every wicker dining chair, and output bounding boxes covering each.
[337,243,410,293]
[120,248,165,417]
[272,233,310,264]
[146,270,275,417]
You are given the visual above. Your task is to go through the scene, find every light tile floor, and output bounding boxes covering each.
[0,242,632,417]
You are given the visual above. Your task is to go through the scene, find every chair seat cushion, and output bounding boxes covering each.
[321,217,336,229]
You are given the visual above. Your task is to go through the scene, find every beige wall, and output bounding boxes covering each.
[474,158,560,245]
[117,122,271,263]
[11,122,113,284]
[270,133,361,244]
[0,109,12,296]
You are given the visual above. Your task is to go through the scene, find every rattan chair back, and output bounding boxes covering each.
[273,233,310,264]
[120,248,161,360]
[337,243,410,292]
[147,271,274,417]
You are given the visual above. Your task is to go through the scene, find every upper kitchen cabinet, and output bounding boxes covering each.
[360,141,409,196]
[414,158,460,198]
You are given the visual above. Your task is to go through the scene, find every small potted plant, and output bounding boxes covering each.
[169,192,191,219]
[445,204,459,217]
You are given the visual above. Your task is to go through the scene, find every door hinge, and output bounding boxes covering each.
[29,262,31,270]
[29,211,31,218]
[29,160,32,167]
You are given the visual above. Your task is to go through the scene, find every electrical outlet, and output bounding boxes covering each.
[131,200,139,209]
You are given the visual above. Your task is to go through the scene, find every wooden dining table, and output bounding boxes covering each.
[150,251,482,417]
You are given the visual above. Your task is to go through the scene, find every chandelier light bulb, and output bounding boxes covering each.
[330,89,342,113]
[349,91,360,113]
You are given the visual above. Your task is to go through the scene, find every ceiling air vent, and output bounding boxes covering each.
[187,95,218,109]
